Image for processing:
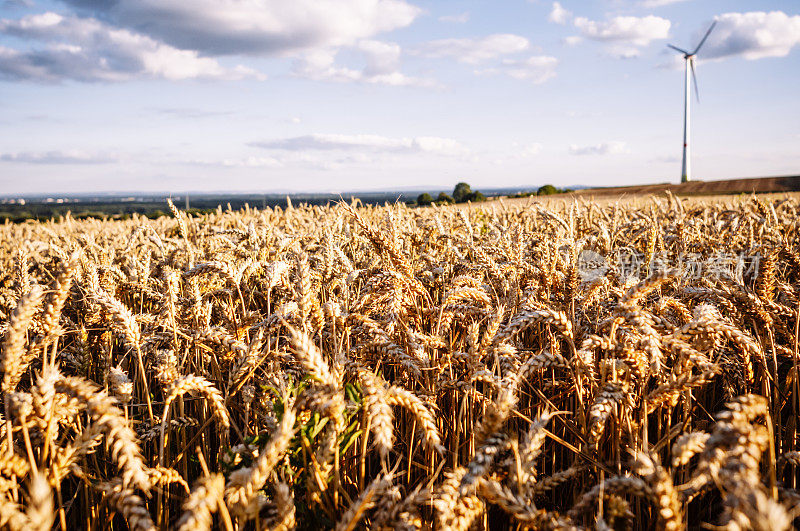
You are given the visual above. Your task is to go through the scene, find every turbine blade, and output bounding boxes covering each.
[692,20,717,55]
[667,44,690,55]
[690,58,699,102]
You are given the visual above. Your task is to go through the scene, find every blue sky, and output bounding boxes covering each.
[0,0,798,194]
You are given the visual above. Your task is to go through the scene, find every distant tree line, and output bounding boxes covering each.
[416,182,486,207]
[0,192,423,223]
[510,184,573,198]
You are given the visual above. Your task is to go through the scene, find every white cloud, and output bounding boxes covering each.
[476,55,558,84]
[563,36,582,46]
[292,48,359,82]
[59,0,421,56]
[574,15,671,47]
[411,137,467,155]
[359,39,402,76]
[1,1,429,86]
[183,153,374,171]
[549,2,571,25]
[188,156,284,168]
[292,42,437,87]
[0,12,261,82]
[414,34,558,84]
[251,133,468,156]
[0,149,117,164]
[703,11,800,60]
[417,34,530,64]
[439,12,470,24]
[569,141,629,156]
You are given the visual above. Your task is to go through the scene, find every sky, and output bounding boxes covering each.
[0,0,798,195]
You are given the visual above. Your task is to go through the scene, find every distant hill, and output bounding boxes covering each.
[571,175,800,198]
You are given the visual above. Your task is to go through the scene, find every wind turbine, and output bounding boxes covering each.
[668,21,716,183]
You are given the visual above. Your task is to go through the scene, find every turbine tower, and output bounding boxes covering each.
[668,21,716,183]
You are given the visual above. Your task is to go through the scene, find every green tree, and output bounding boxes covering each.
[469,191,487,202]
[452,182,473,203]
[417,193,434,206]
[437,192,455,204]
[537,184,559,196]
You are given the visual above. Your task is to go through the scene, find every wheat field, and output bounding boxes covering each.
[1,193,799,530]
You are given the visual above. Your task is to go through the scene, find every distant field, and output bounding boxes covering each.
[2,175,798,223]
[449,174,800,210]
[574,174,800,198]
[476,191,800,212]
[482,175,800,208]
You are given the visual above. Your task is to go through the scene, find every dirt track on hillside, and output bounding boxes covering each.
[446,175,800,211]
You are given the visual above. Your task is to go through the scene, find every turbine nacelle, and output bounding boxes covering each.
[668,20,717,58]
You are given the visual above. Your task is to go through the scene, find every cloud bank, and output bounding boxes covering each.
[0,149,117,164]
[292,40,437,87]
[703,11,800,61]
[567,14,671,58]
[59,0,421,56]
[251,133,467,156]
[0,12,261,81]
[569,141,629,156]
[0,0,424,84]
[574,15,671,47]
[417,34,531,64]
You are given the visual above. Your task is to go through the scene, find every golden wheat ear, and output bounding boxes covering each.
[4,192,800,529]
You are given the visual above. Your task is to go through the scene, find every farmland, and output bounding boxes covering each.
[3,174,799,223]
[1,193,799,530]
